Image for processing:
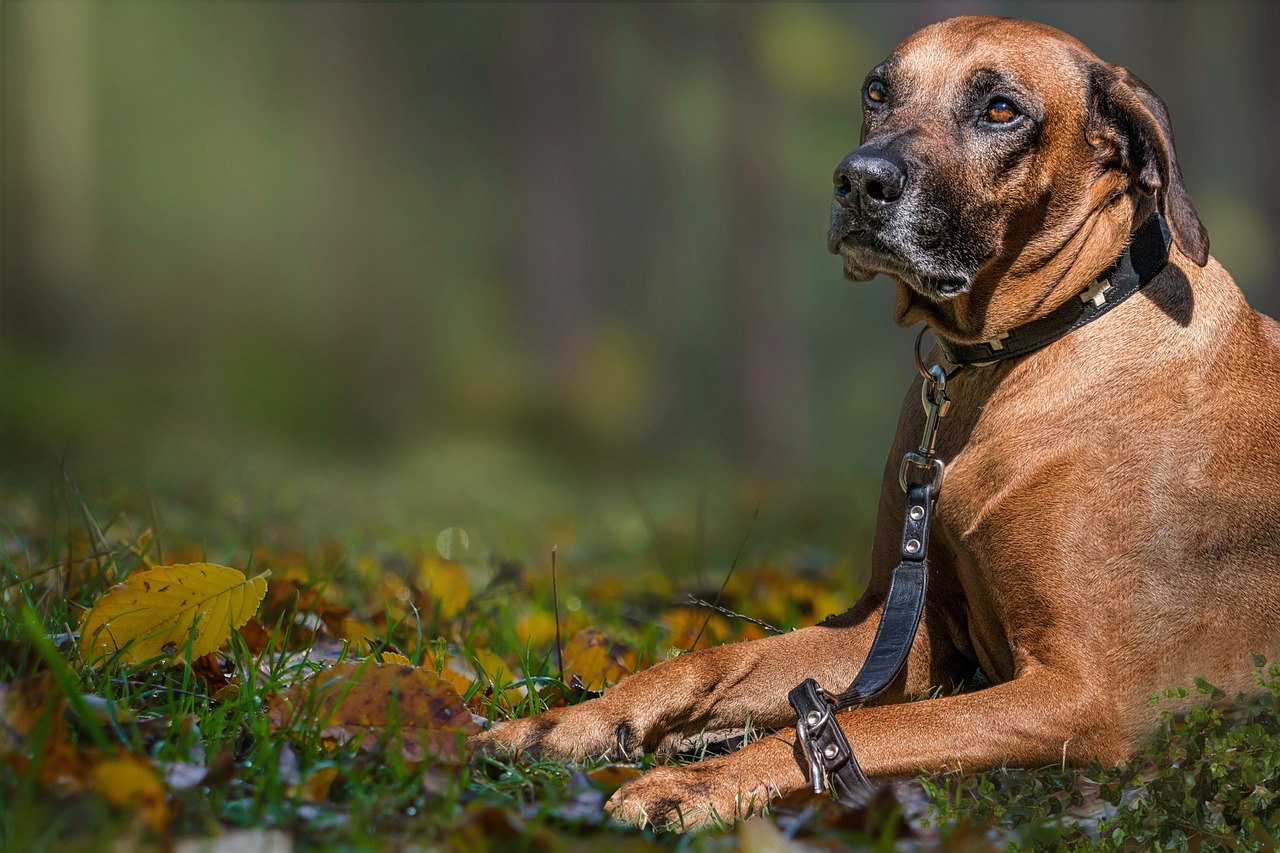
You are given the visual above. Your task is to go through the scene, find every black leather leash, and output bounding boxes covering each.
[787,211,1172,802]
[788,353,955,802]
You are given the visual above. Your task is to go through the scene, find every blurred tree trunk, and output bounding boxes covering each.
[502,5,598,376]
[1261,4,1280,318]
[721,11,810,478]
[308,6,424,443]
[4,3,97,346]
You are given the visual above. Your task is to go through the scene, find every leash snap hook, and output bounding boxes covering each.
[902,327,958,495]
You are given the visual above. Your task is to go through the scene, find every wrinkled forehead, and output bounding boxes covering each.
[879,17,1099,108]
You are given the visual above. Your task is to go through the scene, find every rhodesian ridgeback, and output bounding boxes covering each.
[475,15,1280,829]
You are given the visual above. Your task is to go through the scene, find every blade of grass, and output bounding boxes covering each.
[15,606,112,752]
[688,501,760,651]
[551,546,563,682]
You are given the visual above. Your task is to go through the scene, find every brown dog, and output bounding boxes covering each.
[476,15,1280,829]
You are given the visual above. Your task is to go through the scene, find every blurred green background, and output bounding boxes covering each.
[4,3,1278,579]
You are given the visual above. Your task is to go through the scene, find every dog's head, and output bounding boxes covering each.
[830,16,1209,340]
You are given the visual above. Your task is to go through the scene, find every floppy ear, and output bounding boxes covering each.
[1088,64,1209,266]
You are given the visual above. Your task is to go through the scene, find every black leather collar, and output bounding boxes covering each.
[936,212,1173,367]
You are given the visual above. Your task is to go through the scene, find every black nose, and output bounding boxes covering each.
[833,149,907,207]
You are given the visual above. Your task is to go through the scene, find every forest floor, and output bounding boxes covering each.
[3,456,1279,852]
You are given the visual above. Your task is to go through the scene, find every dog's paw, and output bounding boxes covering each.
[470,704,634,762]
[604,760,774,832]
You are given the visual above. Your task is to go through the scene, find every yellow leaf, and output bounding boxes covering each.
[663,605,737,650]
[560,629,636,691]
[418,556,470,620]
[92,753,168,835]
[80,563,267,665]
[421,648,477,698]
[469,648,525,708]
[379,652,412,665]
[301,766,339,802]
[339,617,377,645]
[514,608,556,646]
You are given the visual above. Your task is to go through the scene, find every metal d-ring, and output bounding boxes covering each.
[899,451,945,494]
[914,326,932,381]
[914,325,967,383]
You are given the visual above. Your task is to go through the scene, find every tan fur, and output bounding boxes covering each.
[474,16,1280,830]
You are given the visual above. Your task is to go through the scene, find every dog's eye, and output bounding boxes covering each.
[865,80,888,105]
[985,98,1020,124]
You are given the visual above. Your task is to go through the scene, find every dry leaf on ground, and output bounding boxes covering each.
[1,674,84,785]
[91,753,169,836]
[662,605,766,651]
[300,765,340,801]
[3,675,169,834]
[80,563,267,665]
[421,648,476,697]
[378,652,412,666]
[417,556,470,620]
[237,617,276,655]
[268,661,480,763]
[560,629,636,691]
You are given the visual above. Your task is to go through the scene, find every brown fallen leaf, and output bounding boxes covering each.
[4,676,170,836]
[237,617,277,655]
[79,563,267,665]
[268,661,480,763]
[1,674,85,785]
[263,567,317,616]
[259,560,353,635]
[1,675,55,749]
[450,803,558,851]
[191,652,232,692]
[560,629,636,691]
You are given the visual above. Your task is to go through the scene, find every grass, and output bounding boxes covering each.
[2,465,1280,852]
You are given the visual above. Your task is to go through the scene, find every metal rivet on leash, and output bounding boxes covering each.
[806,711,821,728]
[905,539,921,554]
[910,505,924,520]
[823,745,839,761]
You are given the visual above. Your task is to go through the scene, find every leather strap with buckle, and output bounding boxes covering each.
[937,212,1172,367]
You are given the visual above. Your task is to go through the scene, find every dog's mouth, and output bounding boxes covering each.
[830,228,970,301]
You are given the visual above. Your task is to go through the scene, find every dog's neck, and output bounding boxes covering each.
[899,193,1154,345]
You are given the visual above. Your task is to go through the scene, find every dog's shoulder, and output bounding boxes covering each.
[1255,305,1280,358]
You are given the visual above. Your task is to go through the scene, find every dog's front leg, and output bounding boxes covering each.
[472,597,956,761]
[606,662,1126,830]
